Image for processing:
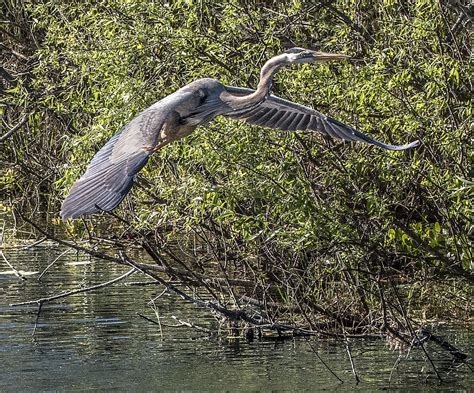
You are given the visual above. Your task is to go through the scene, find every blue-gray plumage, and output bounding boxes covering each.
[60,48,419,219]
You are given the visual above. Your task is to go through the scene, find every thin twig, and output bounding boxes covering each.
[150,298,163,339]
[10,268,137,307]
[38,249,71,280]
[32,302,43,336]
[171,315,214,334]
[0,250,27,280]
[307,338,344,384]
[0,115,28,143]
[19,237,47,250]
[345,339,360,384]
[147,287,168,304]
[414,334,444,383]
[388,353,403,389]
[137,312,161,326]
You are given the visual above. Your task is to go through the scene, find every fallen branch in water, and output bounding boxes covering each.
[0,250,27,281]
[10,267,137,307]
[0,220,27,281]
[14,210,470,366]
[307,338,344,384]
[171,315,215,335]
[345,338,360,385]
[38,249,72,280]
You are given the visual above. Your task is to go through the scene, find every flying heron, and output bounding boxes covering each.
[61,47,419,219]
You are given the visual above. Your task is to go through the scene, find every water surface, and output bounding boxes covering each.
[1,242,472,391]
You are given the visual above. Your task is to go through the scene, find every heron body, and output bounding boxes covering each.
[61,48,419,219]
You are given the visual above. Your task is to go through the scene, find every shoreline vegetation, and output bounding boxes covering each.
[1,0,472,382]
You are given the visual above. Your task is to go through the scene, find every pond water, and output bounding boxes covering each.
[1,241,472,391]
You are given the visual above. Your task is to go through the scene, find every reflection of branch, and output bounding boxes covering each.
[10,267,137,307]
[419,328,467,361]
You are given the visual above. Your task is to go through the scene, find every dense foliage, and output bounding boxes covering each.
[2,0,472,337]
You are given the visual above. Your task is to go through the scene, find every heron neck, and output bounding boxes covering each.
[228,56,286,110]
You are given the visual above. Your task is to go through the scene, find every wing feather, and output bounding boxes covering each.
[224,86,419,150]
[60,106,167,219]
[266,110,287,128]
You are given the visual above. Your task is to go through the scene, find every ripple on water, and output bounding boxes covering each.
[0,244,472,392]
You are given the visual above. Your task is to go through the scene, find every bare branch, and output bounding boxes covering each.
[0,250,27,281]
[10,268,137,307]
[0,115,28,143]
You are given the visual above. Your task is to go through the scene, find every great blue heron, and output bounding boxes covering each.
[61,47,419,219]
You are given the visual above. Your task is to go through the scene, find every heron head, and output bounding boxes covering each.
[284,47,350,64]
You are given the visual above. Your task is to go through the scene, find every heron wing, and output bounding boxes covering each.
[60,105,167,219]
[224,86,419,151]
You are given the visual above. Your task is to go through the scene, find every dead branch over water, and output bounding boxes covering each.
[12,211,469,367]
[2,0,472,385]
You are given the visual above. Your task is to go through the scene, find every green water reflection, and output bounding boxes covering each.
[0,243,472,391]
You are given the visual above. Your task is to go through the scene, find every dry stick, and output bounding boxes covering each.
[345,339,360,384]
[0,223,28,281]
[388,354,403,389]
[18,213,375,338]
[0,115,28,143]
[0,250,27,280]
[306,338,344,384]
[32,302,43,336]
[20,237,47,250]
[38,249,71,280]
[148,287,169,304]
[171,316,214,335]
[10,267,137,307]
[150,298,163,339]
[417,339,443,383]
[137,312,161,326]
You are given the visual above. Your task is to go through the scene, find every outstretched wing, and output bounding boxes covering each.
[224,86,419,151]
[60,106,167,219]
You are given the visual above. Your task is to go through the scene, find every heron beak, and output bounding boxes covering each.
[311,51,350,61]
